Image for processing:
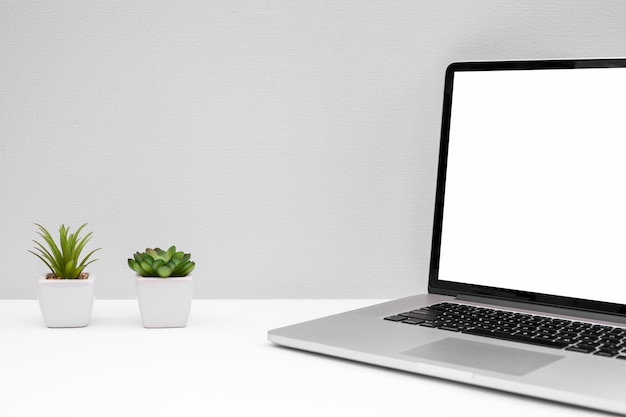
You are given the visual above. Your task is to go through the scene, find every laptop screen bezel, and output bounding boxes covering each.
[428,58,626,316]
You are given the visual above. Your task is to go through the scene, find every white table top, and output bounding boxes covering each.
[0,300,603,416]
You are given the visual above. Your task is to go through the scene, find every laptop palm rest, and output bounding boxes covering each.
[402,338,563,376]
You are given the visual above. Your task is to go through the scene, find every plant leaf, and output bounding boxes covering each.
[72,229,93,265]
[166,246,176,262]
[156,265,172,278]
[35,224,63,269]
[78,248,101,270]
[139,261,154,276]
[181,262,195,276]
[28,250,55,276]
[64,258,77,278]
[152,259,165,271]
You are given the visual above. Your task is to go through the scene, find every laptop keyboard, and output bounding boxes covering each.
[384,302,626,359]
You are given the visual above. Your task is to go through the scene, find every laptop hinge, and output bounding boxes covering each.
[455,293,626,326]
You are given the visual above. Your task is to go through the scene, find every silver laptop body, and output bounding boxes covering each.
[268,58,626,415]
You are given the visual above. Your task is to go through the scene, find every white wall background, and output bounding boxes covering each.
[1,0,625,299]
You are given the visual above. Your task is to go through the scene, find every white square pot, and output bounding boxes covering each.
[135,274,193,328]
[37,274,95,328]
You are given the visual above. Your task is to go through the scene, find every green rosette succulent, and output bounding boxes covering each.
[128,246,195,278]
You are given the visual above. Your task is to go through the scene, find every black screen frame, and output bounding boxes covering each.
[428,58,626,316]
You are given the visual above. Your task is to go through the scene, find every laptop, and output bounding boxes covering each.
[268,58,626,414]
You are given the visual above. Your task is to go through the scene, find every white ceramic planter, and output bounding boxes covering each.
[37,274,95,328]
[135,274,193,328]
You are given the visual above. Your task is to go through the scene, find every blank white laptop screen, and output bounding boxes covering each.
[438,66,626,304]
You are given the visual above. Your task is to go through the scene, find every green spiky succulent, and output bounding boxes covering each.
[128,246,195,278]
[29,223,101,279]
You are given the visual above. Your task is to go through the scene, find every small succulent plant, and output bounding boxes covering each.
[29,223,100,279]
[128,246,195,278]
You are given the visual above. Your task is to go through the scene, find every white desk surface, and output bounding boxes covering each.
[0,300,604,417]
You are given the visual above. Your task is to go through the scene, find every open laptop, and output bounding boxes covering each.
[268,58,626,414]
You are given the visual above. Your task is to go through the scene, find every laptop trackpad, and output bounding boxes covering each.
[402,338,563,376]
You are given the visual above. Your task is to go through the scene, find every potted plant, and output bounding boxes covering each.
[28,223,100,328]
[128,246,195,328]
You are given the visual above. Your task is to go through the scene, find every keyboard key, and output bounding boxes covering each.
[534,334,558,341]
[555,336,578,344]
[439,326,461,332]
[401,319,424,325]
[401,312,436,321]
[594,349,619,357]
[566,346,596,354]
[384,315,406,322]
[600,343,621,350]
[427,303,449,311]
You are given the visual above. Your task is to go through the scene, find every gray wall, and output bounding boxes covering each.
[2,0,625,299]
